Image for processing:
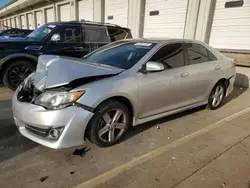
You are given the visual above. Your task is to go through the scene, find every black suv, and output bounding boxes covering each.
[0,21,132,90]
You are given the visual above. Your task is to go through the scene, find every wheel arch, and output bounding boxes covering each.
[84,95,136,141]
[0,54,38,82]
[215,78,229,93]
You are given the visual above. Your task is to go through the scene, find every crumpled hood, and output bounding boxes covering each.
[33,55,124,91]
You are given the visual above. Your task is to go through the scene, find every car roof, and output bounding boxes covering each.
[46,21,130,30]
[121,38,208,45]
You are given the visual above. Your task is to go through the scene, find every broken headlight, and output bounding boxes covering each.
[34,91,85,110]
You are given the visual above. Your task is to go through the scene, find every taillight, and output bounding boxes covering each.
[227,57,236,68]
[230,60,236,68]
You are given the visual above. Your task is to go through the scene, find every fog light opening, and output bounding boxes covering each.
[49,129,61,139]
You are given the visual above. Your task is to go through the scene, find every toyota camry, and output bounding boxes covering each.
[12,39,236,148]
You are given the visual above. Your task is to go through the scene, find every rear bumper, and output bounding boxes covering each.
[226,74,236,97]
[12,90,94,149]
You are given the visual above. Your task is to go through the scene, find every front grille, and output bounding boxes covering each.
[25,124,49,137]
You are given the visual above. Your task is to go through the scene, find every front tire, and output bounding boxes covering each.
[87,100,131,147]
[207,82,225,110]
[3,60,35,91]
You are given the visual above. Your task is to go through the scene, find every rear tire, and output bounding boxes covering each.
[3,60,35,91]
[87,100,131,147]
[207,81,226,110]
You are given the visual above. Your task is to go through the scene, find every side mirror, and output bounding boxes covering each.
[51,33,61,42]
[144,61,164,72]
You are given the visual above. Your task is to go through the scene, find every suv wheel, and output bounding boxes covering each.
[87,100,131,147]
[3,60,35,90]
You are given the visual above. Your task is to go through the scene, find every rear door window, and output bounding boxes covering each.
[186,43,216,65]
[61,26,81,43]
[107,27,129,42]
[149,43,185,69]
[84,25,110,43]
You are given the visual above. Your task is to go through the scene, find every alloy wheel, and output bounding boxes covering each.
[9,66,33,88]
[211,85,224,107]
[98,109,127,143]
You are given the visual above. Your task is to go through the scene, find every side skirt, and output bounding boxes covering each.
[133,101,208,126]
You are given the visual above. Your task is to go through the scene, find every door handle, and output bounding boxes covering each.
[181,72,189,78]
[74,47,84,50]
[215,66,221,70]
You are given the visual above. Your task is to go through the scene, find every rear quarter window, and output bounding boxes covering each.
[107,27,130,42]
[186,43,217,65]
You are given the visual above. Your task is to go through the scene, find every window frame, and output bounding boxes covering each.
[141,42,187,72]
[59,25,83,43]
[183,42,217,66]
[107,27,129,42]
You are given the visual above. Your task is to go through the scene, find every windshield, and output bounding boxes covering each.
[26,24,57,41]
[84,41,157,69]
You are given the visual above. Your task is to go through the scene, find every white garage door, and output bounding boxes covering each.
[35,11,42,28]
[20,15,27,29]
[143,0,188,38]
[105,0,128,27]
[7,19,11,27]
[10,18,15,27]
[27,13,34,30]
[15,17,19,28]
[45,8,55,23]
[209,0,250,50]
[78,0,93,21]
[59,3,71,21]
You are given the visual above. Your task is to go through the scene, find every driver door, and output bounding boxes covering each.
[45,25,86,58]
[138,43,188,119]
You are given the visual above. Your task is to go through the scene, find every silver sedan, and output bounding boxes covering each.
[12,39,236,148]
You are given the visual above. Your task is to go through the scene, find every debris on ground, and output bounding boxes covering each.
[0,145,7,149]
[40,176,49,182]
[156,126,160,129]
[155,178,159,181]
[222,182,226,186]
[73,147,91,157]
[70,171,76,175]
[168,137,171,140]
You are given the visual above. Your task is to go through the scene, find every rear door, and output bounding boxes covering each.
[183,42,219,103]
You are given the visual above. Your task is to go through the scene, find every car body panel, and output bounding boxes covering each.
[12,90,94,149]
[34,55,124,90]
[12,38,236,149]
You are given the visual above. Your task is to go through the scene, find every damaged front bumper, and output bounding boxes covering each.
[12,87,94,149]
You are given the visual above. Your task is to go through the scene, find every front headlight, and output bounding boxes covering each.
[34,91,85,110]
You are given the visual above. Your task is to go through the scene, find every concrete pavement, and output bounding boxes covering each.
[86,108,250,188]
[0,87,250,188]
